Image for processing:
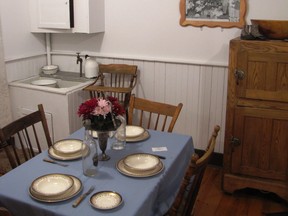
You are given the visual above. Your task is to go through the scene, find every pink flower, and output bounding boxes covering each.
[78,96,125,130]
[78,97,125,120]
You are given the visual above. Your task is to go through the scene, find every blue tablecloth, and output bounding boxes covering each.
[0,129,193,216]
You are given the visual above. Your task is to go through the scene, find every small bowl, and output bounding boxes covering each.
[123,153,160,172]
[31,173,74,198]
[125,126,145,138]
[31,79,57,88]
[53,139,82,156]
[251,19,288,40]
[41,65,59,75]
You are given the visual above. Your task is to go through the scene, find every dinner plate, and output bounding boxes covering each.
[123,153,160,172]
[53,139,82,155]
[126,130,150,143]
[48,143,88,161]
[29,175,82,203]
[90,191,123,210]
[116,158,164,178]
[31,173,74,197]
[125,125,145,138]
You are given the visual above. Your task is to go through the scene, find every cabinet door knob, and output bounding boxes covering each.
[234,69,245,85]
[231,136,241,147]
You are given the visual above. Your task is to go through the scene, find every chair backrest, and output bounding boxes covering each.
[0,104,52,169]
[83,64,138,109]
[128,94,183,132]
[165,125,220,216]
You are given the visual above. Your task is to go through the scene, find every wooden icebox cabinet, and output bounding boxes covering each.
[223,38,288,201]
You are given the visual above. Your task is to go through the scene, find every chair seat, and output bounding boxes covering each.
[84,85,133,94]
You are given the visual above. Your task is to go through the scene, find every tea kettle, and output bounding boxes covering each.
[84,55,98,78]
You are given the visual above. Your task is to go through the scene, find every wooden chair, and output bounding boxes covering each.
[0,104,52,169]
[165,125,221,216]
[0,207,13,216]
[83,64,138,112]
[128,94,183,132]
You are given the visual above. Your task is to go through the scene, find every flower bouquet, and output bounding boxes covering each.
[78,96,125,161]
[77,96,125,131]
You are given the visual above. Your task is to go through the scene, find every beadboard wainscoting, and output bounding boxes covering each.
[5,55,46,83]
[85,57,228,154]
[5,55,228,153]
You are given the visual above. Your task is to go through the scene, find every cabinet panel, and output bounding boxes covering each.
[29,0,104,33]
[38,0,72,29]
[231,107,288,181]
[236,43,288,102]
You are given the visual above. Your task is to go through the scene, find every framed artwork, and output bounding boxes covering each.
[180,0,247,28]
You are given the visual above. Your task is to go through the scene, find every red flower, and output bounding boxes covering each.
[77,97,98,119]
[78,96,125,121]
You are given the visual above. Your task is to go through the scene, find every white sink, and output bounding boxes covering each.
[9,76,94,95]
[26,77,86,88]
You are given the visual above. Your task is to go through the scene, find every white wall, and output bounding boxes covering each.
[52,0,288,66]
[1,0,288,64]
[0,0,45,61]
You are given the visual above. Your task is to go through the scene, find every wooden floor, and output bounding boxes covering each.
[194,166,288,216]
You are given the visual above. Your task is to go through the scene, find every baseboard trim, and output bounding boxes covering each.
[194,149,223,167]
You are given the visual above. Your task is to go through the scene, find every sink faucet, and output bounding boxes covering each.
[76,52,83,77]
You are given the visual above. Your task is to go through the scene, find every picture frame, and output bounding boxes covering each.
[180,0,247,28]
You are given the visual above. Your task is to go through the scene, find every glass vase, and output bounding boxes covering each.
[82,128,98,177]
[97,131,110,161]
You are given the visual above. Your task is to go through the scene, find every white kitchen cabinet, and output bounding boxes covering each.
[29,0,105,33]
[37,0,72,29]
[9,81,90,150]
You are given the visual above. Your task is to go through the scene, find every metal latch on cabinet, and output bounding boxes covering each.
[234,69,245,85]
[231,136,241,151]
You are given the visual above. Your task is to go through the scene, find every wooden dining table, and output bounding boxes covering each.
[0,128,194,216]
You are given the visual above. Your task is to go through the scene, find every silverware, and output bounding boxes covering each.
[43,158,68,167]
[151,154,166,160]
[72,186,95,208]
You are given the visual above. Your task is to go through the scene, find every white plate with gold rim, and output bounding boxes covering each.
[31,173,74,197]
[29,175,82,202]
[123,153,160,172]
[116,159,164,178]
[53,139,82,155]
[90,191,123,210]
[125,125,145,138]
[48,143,88,161]
[126,130,150,143]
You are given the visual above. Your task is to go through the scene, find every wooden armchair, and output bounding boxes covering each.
[0,104,52,169]
[128,94,183,132]
[83,64,138,112]
[165,125,220,216]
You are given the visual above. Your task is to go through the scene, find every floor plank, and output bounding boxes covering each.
[194,166,288,216]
